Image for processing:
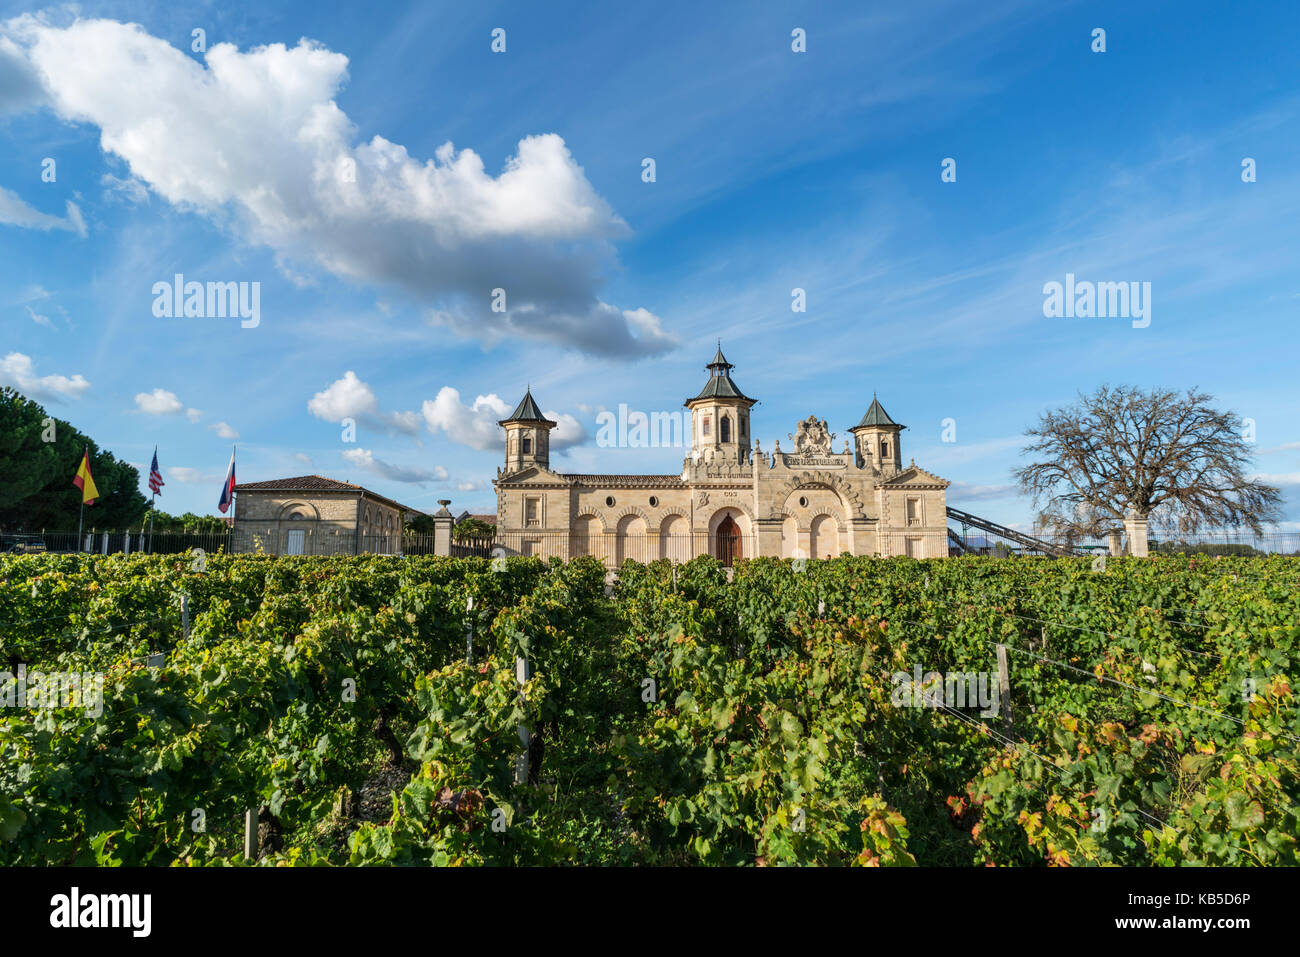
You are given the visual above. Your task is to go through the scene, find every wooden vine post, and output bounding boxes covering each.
[995,643,1014,741]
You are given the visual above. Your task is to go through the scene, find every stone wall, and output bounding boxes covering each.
[232,490,405,555]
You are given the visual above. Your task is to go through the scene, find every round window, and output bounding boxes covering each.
[605,495,616,507]
[648,495,659,508]
[799,496,808,508]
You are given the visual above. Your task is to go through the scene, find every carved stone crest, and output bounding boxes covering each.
[788,416,835,455]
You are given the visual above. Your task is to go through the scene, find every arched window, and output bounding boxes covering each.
[522,436,532,455]
[703,417,711,437]
[881,440,889,458]
[721,416,731,443]
[740,417,747,438]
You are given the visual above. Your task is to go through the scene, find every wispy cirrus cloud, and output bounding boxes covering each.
[0,184,85,236]
[341,447,447,485]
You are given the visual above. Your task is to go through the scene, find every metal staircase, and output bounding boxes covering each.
[945,506,1080,557]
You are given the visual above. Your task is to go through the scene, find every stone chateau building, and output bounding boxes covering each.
[231,475,418,555]
[494,346,950,563]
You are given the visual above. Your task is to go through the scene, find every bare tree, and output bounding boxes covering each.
[1015,385,1281,540]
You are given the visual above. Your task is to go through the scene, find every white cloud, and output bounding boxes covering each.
[1259,441,1300,454]
[16,284,49,304]
[210,421,239,439]
[0,185,86,236]
[0,352,89,401]
[186,408,202,424]
[946,480,1020,503]
[1252,472,1300,487]
[0,34,44,114]
[24,304,54,329]
[100,172,149,205]
[915,436,1025,468]
[341,447,447,484]
[308,371,420,436]
[420,385,586,452]
[457,479,487,492]
[134,388,184,415]
[294,452,312,464]
[5,17,671,356]
[420,387,511,450]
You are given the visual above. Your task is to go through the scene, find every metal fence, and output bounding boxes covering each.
[946,527,1300,558]
[1148,532,1300,557]
[1,528,760,565]
[12,526,1293,562]
[487,531,758,565]
[2,529,236,555]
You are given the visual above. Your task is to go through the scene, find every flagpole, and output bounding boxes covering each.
[76,445,86,552]
[148,445,157,554]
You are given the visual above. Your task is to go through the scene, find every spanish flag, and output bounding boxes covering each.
[73,448,100,505]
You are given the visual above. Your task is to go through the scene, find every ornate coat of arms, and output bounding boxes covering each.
[789,416,835,455]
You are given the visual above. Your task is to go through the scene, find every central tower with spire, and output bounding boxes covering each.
[684,342,756,465]
[498,387,557,474]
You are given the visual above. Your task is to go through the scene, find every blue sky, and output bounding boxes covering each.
[2,0,1297,530]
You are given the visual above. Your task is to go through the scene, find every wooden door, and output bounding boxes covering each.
[716,515,740,567]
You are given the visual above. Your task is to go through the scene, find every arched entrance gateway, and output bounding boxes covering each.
[715,514,741,566]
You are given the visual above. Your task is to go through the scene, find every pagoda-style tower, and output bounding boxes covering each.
[498,388,557,473]
[684,343,756,465]
[849,394,904,473]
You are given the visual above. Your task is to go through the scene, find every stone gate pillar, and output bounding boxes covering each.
[433,499,454,556]
[755,517,783,559]
[1123,509,1150,558]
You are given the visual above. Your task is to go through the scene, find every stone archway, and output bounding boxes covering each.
[809,513,841,559]
[615,513,649,565]
[706,506,751,563]
[572,513,603,559]
[767,471,866,520]
[659,512,690,562]
[780,485,848,559]
[716,514,741,566]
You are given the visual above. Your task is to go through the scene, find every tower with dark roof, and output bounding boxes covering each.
[684,342,756,465]
[498,388,558,473]
[848,394,904,473]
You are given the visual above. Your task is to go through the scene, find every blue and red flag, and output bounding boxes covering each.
[217,447,236,514]
[148,447,164,496]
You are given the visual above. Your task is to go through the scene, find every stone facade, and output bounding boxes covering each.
[493,347,950,564]
[231,475,417,555]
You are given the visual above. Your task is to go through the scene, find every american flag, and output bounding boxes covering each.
[148,447,164,496]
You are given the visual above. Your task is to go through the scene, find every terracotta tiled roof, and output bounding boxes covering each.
[234,475,363,492]
[563,474,688,487]
[233,475,420,514]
